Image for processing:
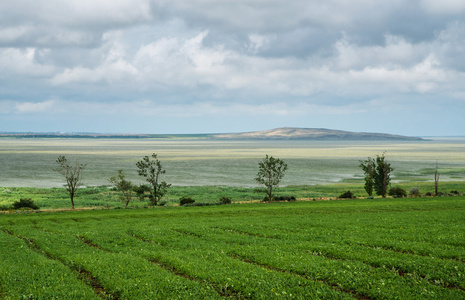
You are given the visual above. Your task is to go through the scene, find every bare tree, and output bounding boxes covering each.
[434,160,440,196]
[55,155,86,209]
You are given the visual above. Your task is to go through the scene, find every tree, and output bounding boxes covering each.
[359,157,375,196]
[109,170,134,208]
[359,153,393,198]
[434,160,440,196]
[255,154,288,202]
[136,154,171,206]
[373,152,393,198]
[55,155,85,209]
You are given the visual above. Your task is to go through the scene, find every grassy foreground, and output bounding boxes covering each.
[1,196,465,299]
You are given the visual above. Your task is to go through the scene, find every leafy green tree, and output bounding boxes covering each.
[136,154,171,206]
[55,155,86,209]
[374,152,393,198]
[109,170,134,208]
[255,154,288,202]
[359,157,375,196]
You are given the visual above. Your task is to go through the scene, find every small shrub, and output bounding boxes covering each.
[179,197,195,206]
[0,205,10,211]
[425,192,432,196]
[450,190,459,195]
[219,197,232,204]
[339,191,354,199]
[262,196,272,202]
[409,187,421,197]
[275,196,296,201]
[157,201,167,206]
[184,202,220,207]
[367,196,374,199]
[388,187,407,198]
[12,198,39,210]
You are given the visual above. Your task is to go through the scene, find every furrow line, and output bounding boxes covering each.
[76,267,119,300]
[317,249,465,292]
[172,228,203,238]
[167,226,465,293]
[148,258,248,299]
[77,236,111,252]
[126,231,166,247]
[357,243,465,263]
[1,228,118,300]
[228,254,371,300]
[127,230,247,298]
[210,226,281,239]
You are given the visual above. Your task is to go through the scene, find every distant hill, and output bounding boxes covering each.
[212,127,424,141]
[1,128,424,140]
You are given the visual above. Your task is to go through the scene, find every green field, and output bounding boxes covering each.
[1,197,465,299]
[1,138,465,188]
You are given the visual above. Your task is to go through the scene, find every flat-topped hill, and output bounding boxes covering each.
[212,127,424,140]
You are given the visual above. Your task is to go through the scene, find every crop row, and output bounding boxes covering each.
[1,198,464,299]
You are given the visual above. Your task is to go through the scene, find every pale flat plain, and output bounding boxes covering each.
[0,138,464,188]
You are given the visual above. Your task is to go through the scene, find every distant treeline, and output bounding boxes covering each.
[0,133,211,139]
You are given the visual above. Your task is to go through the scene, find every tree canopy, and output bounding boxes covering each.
[255,154,288,201]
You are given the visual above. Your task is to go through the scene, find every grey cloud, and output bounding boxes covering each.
[0,0,154,48]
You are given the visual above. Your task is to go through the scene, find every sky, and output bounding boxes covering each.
[1,0,465,136]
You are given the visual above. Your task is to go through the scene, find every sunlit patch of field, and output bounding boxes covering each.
[1,138,465,188]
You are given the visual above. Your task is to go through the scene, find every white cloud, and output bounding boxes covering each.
[421,0,465,14]
[52,59,138,85]
[333,35,429,70]
[0,0,154,48]
[14,100,57,113]
[0,48,55,76]
[51,32,138,84]
[248,34,273,53]
[0,0,153,27]
[132,31,231,88]
[0,25,34,44]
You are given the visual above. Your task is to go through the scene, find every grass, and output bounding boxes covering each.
[1,197,464,299]
[1,181,464,210]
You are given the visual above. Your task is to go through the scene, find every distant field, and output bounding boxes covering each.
[1,138,465,188]
[1,197,464,299]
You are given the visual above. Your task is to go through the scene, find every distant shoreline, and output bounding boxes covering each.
[0,127,427,141]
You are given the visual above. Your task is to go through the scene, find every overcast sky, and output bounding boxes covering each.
[1,0,465,136]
